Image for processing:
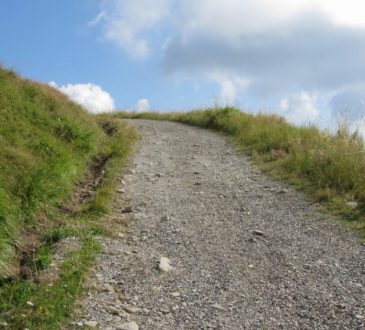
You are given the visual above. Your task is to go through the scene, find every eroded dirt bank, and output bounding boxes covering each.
[77,120,364,330]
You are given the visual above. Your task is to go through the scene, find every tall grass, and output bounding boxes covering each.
[116,107,365,237]
[0,67,102,274]
[0,66,138,269]
[0,67,137,328]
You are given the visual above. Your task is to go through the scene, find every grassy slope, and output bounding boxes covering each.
[0,67,137,328]
[117,108,365,238]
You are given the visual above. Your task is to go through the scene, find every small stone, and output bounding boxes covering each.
[355,314,364,320]
[122,304,142,314]
[160,305,171,314]
[104,283,115,293]
[26,301,34,307]
[118,232,125,238]
[212,303,226,311]
[106,306,120,315]
[346,201,358,209]
[158,257,174,272]
[129,170,136,174]
[278,189,288,194]
[118,321,139,330]
[240,206,249,212]
[160,215,170,222]
[118,310,131,319]
[122,206,133,213]
[84,321,98,328]
[76,322,83,327]
[248,264,255,268]
[117,188,125,193]
[253,230,264,236]
[171,292,180,297]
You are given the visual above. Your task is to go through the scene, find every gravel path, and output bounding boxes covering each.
[78,120,365,330]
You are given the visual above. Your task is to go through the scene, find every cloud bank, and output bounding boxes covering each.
[92,0,365,126]
[50,82,115,113]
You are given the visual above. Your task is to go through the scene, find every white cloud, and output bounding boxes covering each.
[210,72,250,105]
[48,81,57,88]
[87,10,107,27]
[279,91,320,125]
[95,0,365,54]
[99,0,171,58]
[87,0,365,120]
[136,98,151,112]
[179,0,365,40]
[164,0,365,101]
[317,0,365,28]
[351,120,365,140]
[50,82,115,114]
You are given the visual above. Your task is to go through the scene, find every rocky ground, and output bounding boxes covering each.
[74,120,365,330]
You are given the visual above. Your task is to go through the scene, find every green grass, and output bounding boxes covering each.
[115,107,365,238]
[0,66,137,328]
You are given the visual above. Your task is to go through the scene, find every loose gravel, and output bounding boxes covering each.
[77,120,365,329]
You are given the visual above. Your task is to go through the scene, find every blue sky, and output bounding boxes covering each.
[1,0,365,132]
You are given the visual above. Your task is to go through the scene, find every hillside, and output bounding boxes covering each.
[0,67,136,328]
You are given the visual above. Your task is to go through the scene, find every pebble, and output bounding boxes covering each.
[158,257,174,272]
[106,306,120,315]
[122,206,133,213]
[212,303,226,311]
[160,215,170,222]
[84,320,98,328]
[346,201,358,209]
[118,321,139,330]
[122,304,142,314]
[253,230,264,236]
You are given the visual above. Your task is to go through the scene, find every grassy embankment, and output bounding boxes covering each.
[117,108,365,238]
[0,67,137,329]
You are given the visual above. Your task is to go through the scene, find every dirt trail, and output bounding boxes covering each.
[78,120,364,330]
